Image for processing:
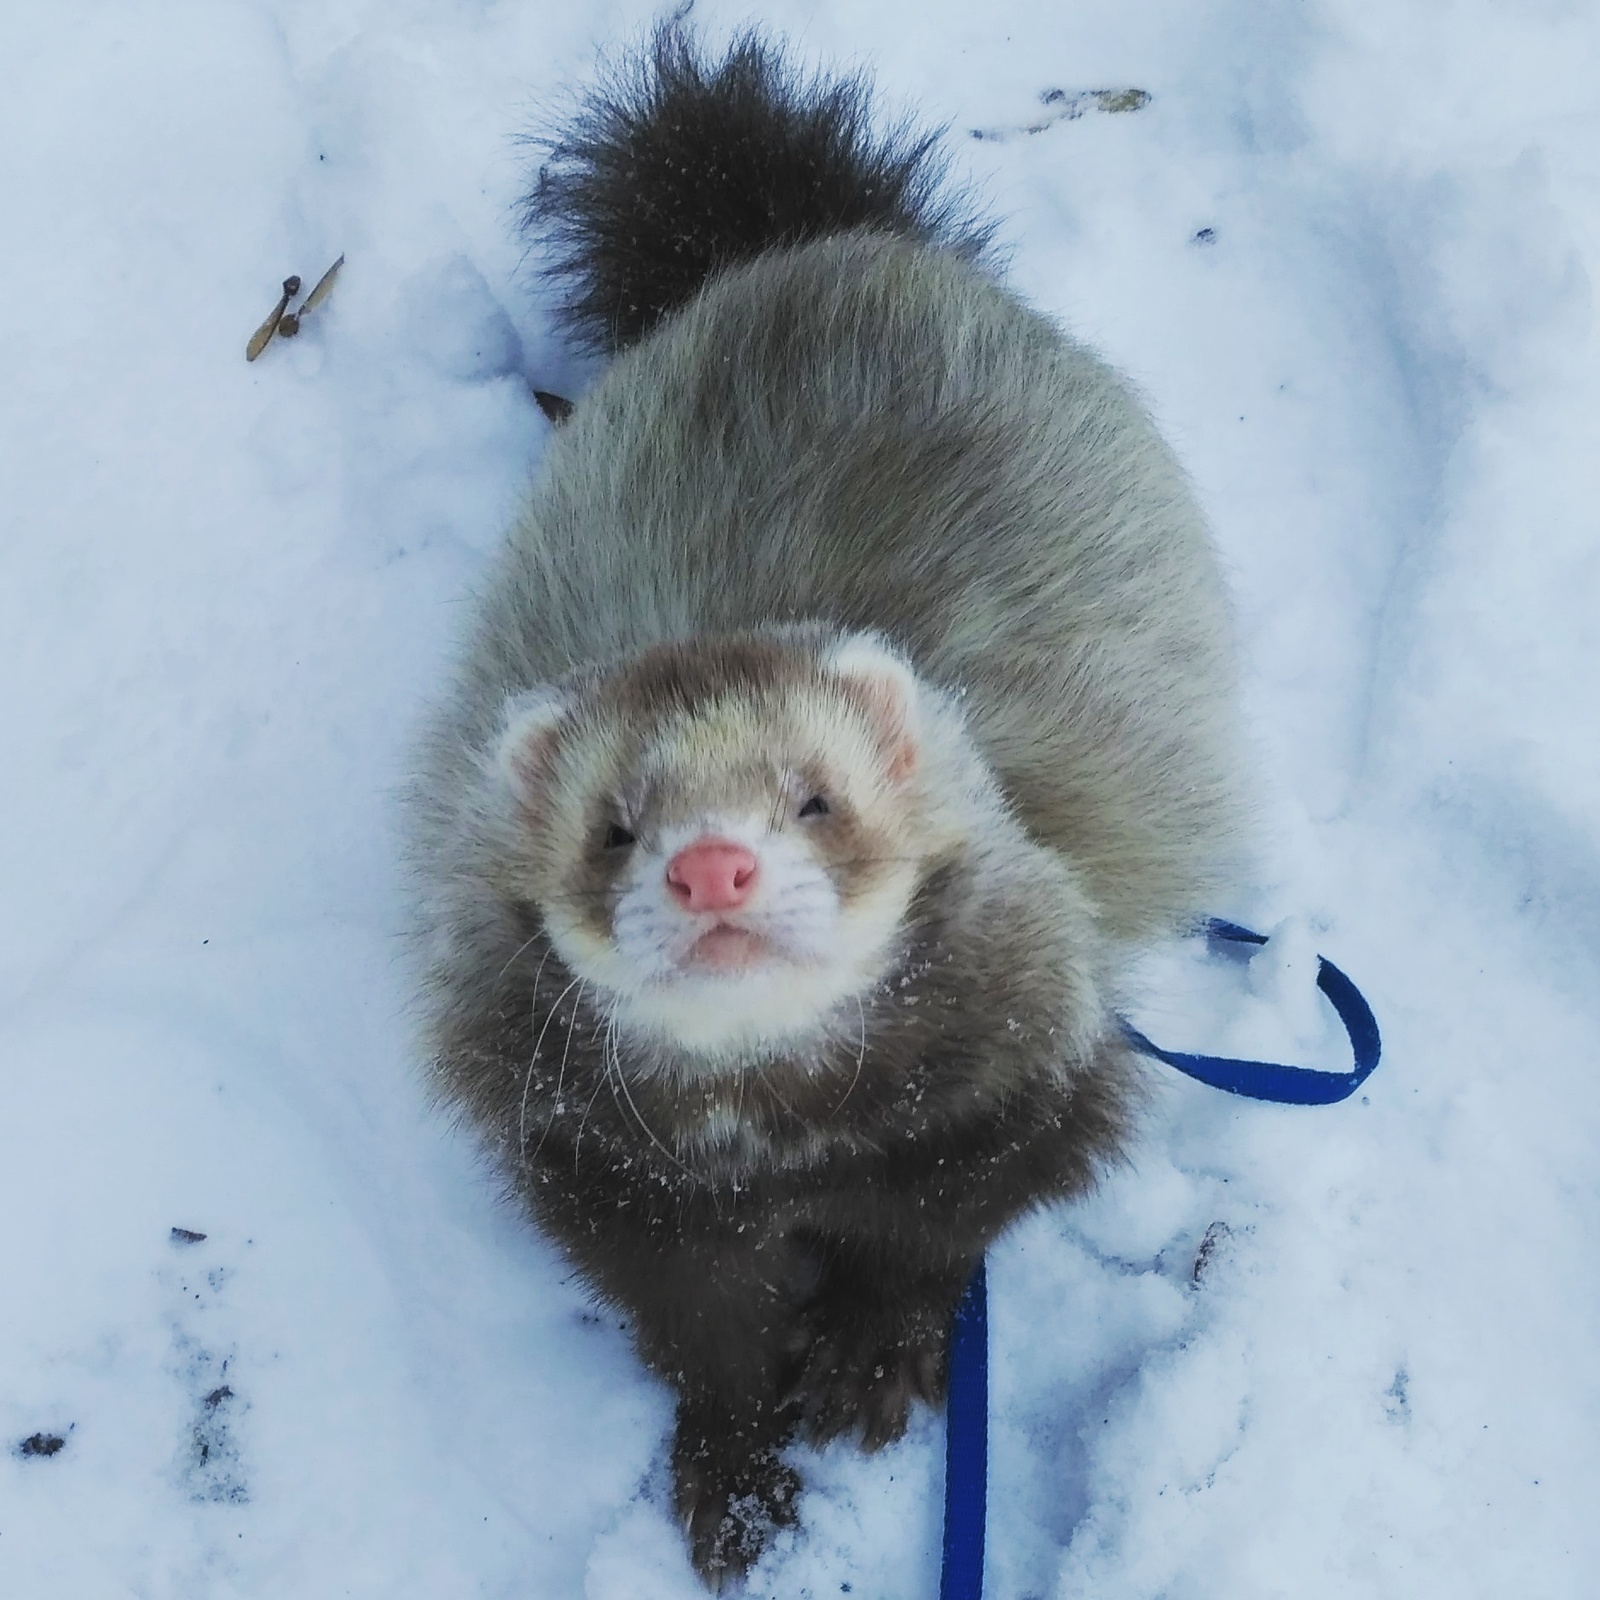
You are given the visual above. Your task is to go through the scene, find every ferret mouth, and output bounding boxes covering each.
[682,923,780,973]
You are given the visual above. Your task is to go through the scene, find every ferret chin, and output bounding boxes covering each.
[406,20,1248,1589]
[611,960,890,1069]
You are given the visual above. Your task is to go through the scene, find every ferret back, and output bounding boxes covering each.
[525,21,990,353]
[458,235,1243,941]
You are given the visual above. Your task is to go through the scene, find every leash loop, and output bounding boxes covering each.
[939,921,1382,1597]
[1118,919,1382,1105]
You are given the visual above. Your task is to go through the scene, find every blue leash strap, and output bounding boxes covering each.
[1118,919,1382,1105]
[939,1259,987,1600]
[939,921,1381,1598]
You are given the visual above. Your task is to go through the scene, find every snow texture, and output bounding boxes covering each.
[3,2,1598,1596]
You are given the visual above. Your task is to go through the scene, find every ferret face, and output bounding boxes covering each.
[493,633,954,1062]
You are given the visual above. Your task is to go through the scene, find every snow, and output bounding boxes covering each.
[3,1,1598,1595]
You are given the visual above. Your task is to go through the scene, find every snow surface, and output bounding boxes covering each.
[3,2,1598,1595]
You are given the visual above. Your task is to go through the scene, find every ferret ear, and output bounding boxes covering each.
[496,688,567,808]
[826,633,921,783]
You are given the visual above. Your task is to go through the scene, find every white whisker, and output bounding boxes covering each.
[531,978,587,1162]
[609,1031,700,1185]
[519,974,585,1169]
[499,929,550,983]
[833,992,869,1112]
[573,1008,613,1170]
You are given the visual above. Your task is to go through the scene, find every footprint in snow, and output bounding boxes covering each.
[166,1224,250,1504]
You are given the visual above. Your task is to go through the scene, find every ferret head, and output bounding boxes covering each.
[490,631,972,1063]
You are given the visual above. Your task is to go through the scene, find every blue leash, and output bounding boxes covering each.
[940,1262,989,1600]
[937,920,1381,1600]
[1118,920,1383,1105]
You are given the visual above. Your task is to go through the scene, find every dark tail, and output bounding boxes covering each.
[524,21,991,354]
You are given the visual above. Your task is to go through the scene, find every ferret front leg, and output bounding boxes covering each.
[671,1389,802,1590]
[644,1256,809,1589]
[790,1246,972,1450]
[572,1210,813,1588]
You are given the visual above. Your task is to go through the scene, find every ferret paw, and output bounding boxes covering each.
[672,1433,800,1591]
[792,1319,947,1451]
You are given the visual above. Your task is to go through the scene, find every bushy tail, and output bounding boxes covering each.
[525,21,990,353]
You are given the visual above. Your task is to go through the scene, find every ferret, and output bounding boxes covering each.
[406,23,1244,1588]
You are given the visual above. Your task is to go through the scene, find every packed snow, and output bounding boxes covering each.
[3,1,1598,1595]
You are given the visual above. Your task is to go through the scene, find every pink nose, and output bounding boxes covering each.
[665,840,759,912]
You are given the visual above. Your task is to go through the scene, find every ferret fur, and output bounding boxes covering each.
[407,23,1244,1587]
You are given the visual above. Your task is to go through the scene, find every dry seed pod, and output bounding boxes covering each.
[278,256,344,340]
[246,275,301,362]
[1091,88,1151,114]
[299,254,345,315]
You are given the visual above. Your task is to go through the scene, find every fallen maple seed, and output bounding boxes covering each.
[246,274,301,361]
[279,254,344,338]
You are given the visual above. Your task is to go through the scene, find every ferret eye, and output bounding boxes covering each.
[797,794,830,819]
[603,823,636,850]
